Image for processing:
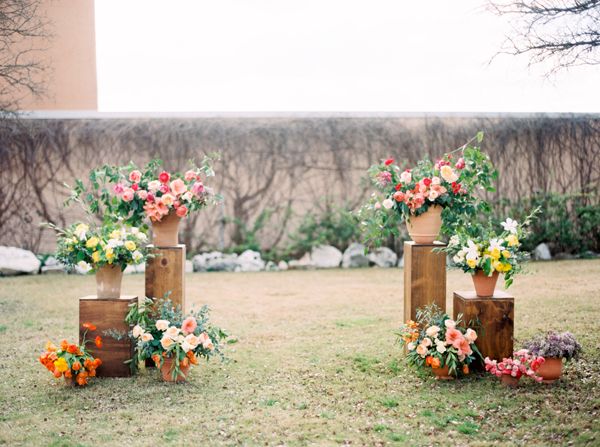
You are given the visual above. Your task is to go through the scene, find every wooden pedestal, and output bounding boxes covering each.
[145,244,185,310]
[403,241,446,322]
[79,295,137,377]
[453,291,514,369]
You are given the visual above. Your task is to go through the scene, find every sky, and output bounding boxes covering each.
[94,0,600,113]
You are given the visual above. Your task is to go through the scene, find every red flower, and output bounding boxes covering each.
[384,158,394,166]
[423,178,432,187]
[67,344,78,354]
[146,193,155,202]
[82,322,96,331]
[455,157,465,170]
[159,171,170,184]
[451,182,461,194]
[95,336,103,349]
[395,183,402,191]
[131,183,139,191]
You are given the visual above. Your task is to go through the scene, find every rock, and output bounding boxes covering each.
[368,247,398,268]
[277,260,289,271]
[342,243,370,268]
[185,260,193,273]
[265,261,279,271]
[235,250,265,272]
[310,245,343,268]
[0,246,41,275]
[288,252,313,270]
[124,263,146,274]
[41,256,67,274]
[533,243,552,261]
[397,255,404,268]
[193,251,239,272]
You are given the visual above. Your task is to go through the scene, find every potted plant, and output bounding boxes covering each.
[38,322,103,387]
[126,297,227,382]
[484,350,545,387]
[66,156,220,247]
[398,304,482,380]
[358,133,497,246]
[444,210,538,297]
[52,222,149,298]
[522,331,582,383]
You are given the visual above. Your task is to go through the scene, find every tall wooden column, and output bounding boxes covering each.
[145,244,186,310]
[403,241,446,322]
[79,295,137,377]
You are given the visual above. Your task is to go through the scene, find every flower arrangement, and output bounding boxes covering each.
[38,323,103,386]
[484,349,545,382]
[522,331,582,361]
[126,297,227,381]
[52,222,148,272]
[358,133,497,246]
[398,304,482,378]
[66,156,220,227]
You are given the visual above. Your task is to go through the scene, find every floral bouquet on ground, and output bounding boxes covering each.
[358,133,497,246]
[522,331,582,383]
[398,304,482,380]
[484,349,545,387]
[39,323,103,387]
[126,297,227,382]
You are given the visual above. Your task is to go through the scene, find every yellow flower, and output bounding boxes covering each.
[467,259,477,268]
[502,263,512,272]
[105,248,115,264]
[110,229,121,239]
[71,237,78,244]
[85,237,99,249]
[506,234,519,247]
[92,251,101,263]
[53,357,68,373]
[492,260,503,272]
[489,248,501,260]
[502,250,511,258]
[124,241,136,251]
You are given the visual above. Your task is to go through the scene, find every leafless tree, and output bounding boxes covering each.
[490,0,600,72]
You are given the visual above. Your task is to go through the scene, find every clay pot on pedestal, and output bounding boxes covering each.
[472,270,500,298]
[160,357,190,382]
[432,365,454,380]
[501,375,520,387]
[406,205,442,244]
[95,264,123,299]
[536,357,563,383]
[151,211,181,247]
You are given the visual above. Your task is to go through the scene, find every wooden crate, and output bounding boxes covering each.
[403,241,446,322]
[453,290,514,369]
[145,244,185,310]
[79,295,137,377]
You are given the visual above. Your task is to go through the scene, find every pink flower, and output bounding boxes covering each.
[445,327,462,345]
[146,193,155,202]
[170,178,187,196]
[129,170,142,183]
[400,170,412,183]
[393,191,405,202]
[113,183,125,195]
[191,181,204,195]
[376,171,392,187]
[416,344,428,358]
[465,328,477,342]
[427,190,439,201]
[455,158,465,170]
[181,317,197,335]
[159,184,170,194]
[184,170,198,181]
[176,205,188,217]
[137,189,148,200]
[161,193,175,206]
[122,188,135,202]
[456,337,473,357]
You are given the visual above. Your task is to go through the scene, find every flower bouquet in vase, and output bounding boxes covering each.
[358,133,497,246]
[398,304,482,380]
[522,331,582,383]
[52,222,149,298]
[484,350,545,387]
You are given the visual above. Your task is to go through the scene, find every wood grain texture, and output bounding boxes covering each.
[79,295,137,378]
[453,290,514,370]
[145,244,185,310]
[403,241,446,322]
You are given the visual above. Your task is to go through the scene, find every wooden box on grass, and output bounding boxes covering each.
[453,290,514,370]
[403,241,446,322]
[79,295,137,377]
[145,244,186,311]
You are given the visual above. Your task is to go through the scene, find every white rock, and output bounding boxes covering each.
[533,243,552,261]
[288,252,313,269]
[397,255,404,268]
[310,245,343,268]
[0,246,41,275]
[368,247,398,268]
[41,256,67,274]
[124,263,146,274]
[193,251,239,272]
[185,260,193,273]
[277,260,289,271]
[342,243,370,268]
[265,261,279,271]
[236,250,265,272]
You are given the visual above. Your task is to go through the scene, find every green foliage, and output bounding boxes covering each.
[226,208,274,254]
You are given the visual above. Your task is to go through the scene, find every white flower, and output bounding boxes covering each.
[436,341,447,354]
[431,176,441,185]
[132,250,143,263]
[440,165,458,182]
[449,235,460,247]
[465,240,480,261]
[107,238,123,248]
[407,342,416,351]
[141,332,154,342]
[452,250,466,264]
[181,340,193,353]
[148,180,161,192]
[74,223,89,240]
[166,326,180,338]
[130,227,139,235]
[465,328,477,342]
[421,337,432,347]
[182,191,194,202]
[185,333,200,348]
[382,198,394,209]
[427,190,439,201]
[77,261,91,273]
[155,320,169,331]
[488,238,505,252]
[501,218,518,234]
[160,335,175,350]
[425,325,440,338]
[136,232,148,242]
[444,319,456,329]
[132,324,143,338]
[400,170,412,183]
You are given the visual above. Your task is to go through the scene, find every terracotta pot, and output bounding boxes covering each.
[95,264,123,298]
[471,270,500,298]
[536,357,563,383]
[151,211,181,247]
[406,205,442,244]
[160,357,190,382]
[501,374,520,387]
[432,365,454,380]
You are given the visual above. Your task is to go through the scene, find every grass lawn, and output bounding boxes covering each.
[1,260,599,446]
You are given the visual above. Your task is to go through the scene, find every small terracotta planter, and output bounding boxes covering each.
[471,270,500,298]
[406,205,442,244]
[536,357,563,383]
[160,357,190,382]
[95,264,123,298]
[501,375,520,387]
[432,365,454,380]
[151,211,181,247]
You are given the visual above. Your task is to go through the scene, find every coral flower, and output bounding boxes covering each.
[175,205,188,218]
[129,170,142,183]
[187,351,199,365]
[60,339,69,351]
[182,316,198,335]
[445,327,462,346]
[82,322,97,331]
[431,357,441,369]
[72,361,81,371]
[67,344,78,354]
[95,336,103,348]
[170,178,187,196]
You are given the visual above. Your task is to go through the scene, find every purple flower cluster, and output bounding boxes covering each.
[523,331,582,361]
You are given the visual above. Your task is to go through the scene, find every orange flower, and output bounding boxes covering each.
[60,339,69,351]
[67,344,78,354]
[180,357,189,368]
[82,322,97,331]
[72,361,81,371]
[64,370,72,378]
[84,359,93,369]
[76,373,88,386]
[152,354,161,366]
[88,369,96,377]
[431,357,441,369]
[49,352,58,362]
[425,356,433,366]
[94,336,103,348]
[93,358,102,368]
[186,351,199,365]
[53,369,62,378]
[463,364,469,375]
[45,341,57,352]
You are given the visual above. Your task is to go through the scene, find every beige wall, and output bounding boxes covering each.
[20,0,97,111]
